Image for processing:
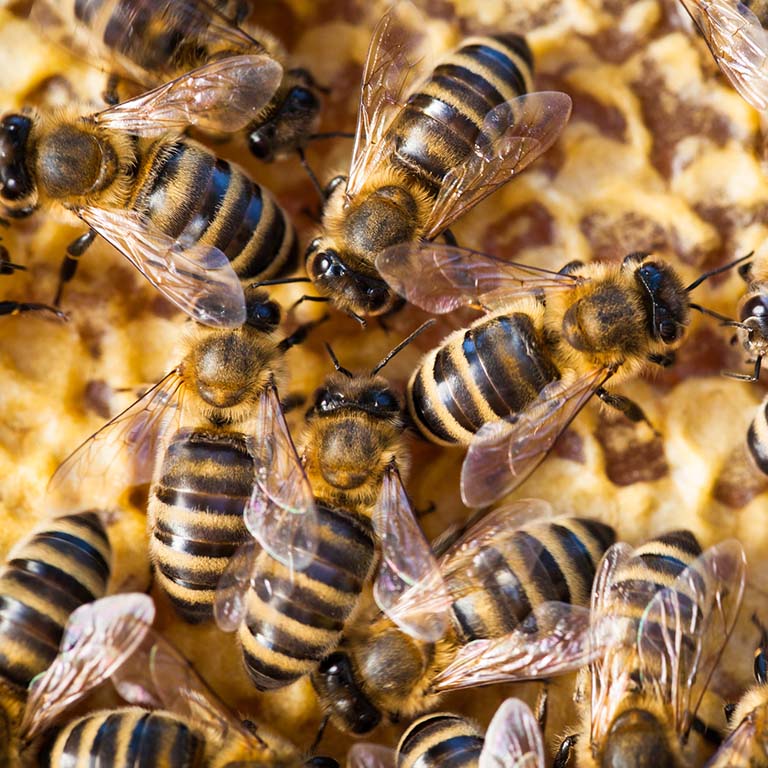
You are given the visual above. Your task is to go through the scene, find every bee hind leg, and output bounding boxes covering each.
[596,388,658,435]
[54,229,97,307]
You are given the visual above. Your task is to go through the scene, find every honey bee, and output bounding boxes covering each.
[553,530,746,768]
[704,615,768,767]
[0,53,296,324]
[50,286,319,624]
[0,511,112,765]
[311,501,615,735]
[304,10,572,319]
[30,0,323,162]
[377,244,749,507]
[213,326,444,692]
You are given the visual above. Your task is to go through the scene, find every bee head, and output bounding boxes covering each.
[602,709,678,768]
[0,113,36,217]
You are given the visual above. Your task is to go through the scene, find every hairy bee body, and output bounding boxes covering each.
[397,713,484,768]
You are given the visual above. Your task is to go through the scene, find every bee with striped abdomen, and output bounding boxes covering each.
[377,245,749,507]
[304,9,571,319]
[311,501,615,735]
[29,0,323,162]
[214,327,443,692]
[553,530,746,768]
[0,53,296,324]
[50,286,319,624]
[0,511,112,765]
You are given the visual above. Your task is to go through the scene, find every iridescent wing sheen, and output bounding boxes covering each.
[375,243,583,314]
[246,385,318,571]
[213,539,260,632]
[79,207,246,328]
[346,9,418,198]
[637,539,747,739]
[20,593,156,741]
[679,0,768,111]
[479,698,545,768]
[95,55,282,135]
[704,715,757,768]
[47,370,184,510]
[460,369,610,508]
[431,602,594,692]
[424,91,572,239]
[372,463,451,642]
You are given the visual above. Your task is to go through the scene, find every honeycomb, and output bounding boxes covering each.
[0,0,767,764]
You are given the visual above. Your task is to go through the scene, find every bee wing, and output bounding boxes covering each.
[20,593,156,741]
[348,743,396,768]
[94,55,282,136]
[47,370,184,510]
[375,242,583,314]
[637,539,747,739]
[372,464,451,642]
[79,206,246,328]
[704,715,756,768]
[460,369,610,508]
[479,698,545,768]
[679,0,768,112]
[214,539,260,632]
[424,91,572,239]
[245,385,319,571]
[432,602,595,692]
[346,9,418,198]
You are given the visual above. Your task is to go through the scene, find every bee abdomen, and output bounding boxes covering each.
[134,140,297,285]
[748,396,768,475]
[397,713,484,768]
[150,429,252,623]
[388,35,533,194]
[0,511,111,689]
[448,518,615,642]
[408,313,559,446]
[239,505,375,690]
[38,707,204,768]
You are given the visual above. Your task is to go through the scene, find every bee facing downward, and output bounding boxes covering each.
[0,54,294,325]
[304,9,572,319]
[378,243,749,507]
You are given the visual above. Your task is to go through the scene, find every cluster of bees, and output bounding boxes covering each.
[3,0,768,766]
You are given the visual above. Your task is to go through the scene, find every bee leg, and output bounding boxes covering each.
[534,681,549,731]
[739,260,754,282]
[0,300,67,319]
[558,260,584,275]
[442,229,458,247]
[690,715,723,747]
[102,74,121,106]
[54,229,96,307]
[280,392,306,413]
[647,351,676,367]
[309,714,330,753]
[595,388,658,435]
[553,734,578,768]
[278,313,330,352]
[724,702,737,724]
[723,354,763,382]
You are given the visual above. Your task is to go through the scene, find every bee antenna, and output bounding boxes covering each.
[324,342,353,378]
[688,302,747,327]
[370,319,435,376]
[685,251,754,292]
[249,277,312,288]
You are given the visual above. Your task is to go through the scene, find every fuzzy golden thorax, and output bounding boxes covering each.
[301,371,408,509]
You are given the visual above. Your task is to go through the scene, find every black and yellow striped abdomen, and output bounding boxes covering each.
[446,517,615,644]
[132,138,298,285]
[38,707,205,768]
[149,428,252,624]
[397,714,484,768]
[748,395,768,476]
[385,35,533,198]
[408,308,560,446]
[0,511,111,690]
[238,503,375,690]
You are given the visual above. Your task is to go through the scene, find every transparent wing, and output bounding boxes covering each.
[47,370,184,510]
[348,743,396,768]
[372,464,451,642]
[346,9,417,198]
[432,602,594,692]
[479,698,545,768]
[95,55,282,135]
[680,0,768,112]
[425,91,572,239]
[637,539,747,738]
[20,593,156,741]
[79,207,246,328]
[704,715,756,768]
[375,242,584,314]
[460,369,610,508]
[246,385,318,571]
[214,539,259,632]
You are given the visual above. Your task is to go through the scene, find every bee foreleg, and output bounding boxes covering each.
[595,388,658,435]
[553,734,578,768]
[54,229,96,307]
